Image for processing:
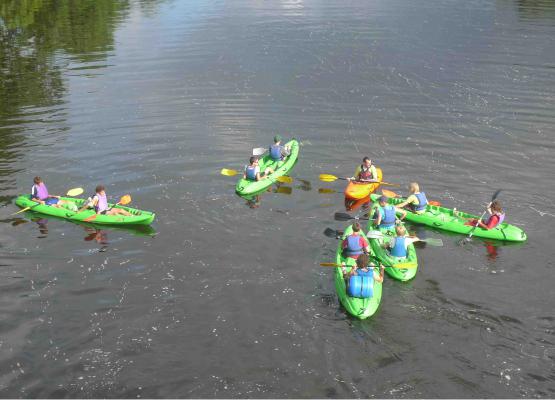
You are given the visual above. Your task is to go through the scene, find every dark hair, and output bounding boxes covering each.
[491,200,503,213]
[352,222,361,232]
[95,185,105,193]
[33,176,42,184]
[249,156,257,164]
[362,157,371,163]
[356,253,369,269]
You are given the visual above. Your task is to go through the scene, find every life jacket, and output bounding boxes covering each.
[359,165,373,180]
[344,234,364,257]
[94,193,108,213]
[390,237,407,258]
[411,192,428,212]
[269,144,282,161]
[347,273,374,298]
[245,165,257,181]
[32,183,49,200]
[378,205,396,228]
[483,212,505,229]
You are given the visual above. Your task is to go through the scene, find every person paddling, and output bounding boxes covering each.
[243,156,274,181]
[79,185,131,216]
[31,176,69,208]
[341,253,385,286]
[373,195,406,229]
[384,225,420,259]
[465,200,505,230]
[349,157,378,183]
[269,135,291,162]
[342,222,370,259]
[396,182,428,214]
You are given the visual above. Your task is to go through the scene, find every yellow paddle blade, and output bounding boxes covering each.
[320,262,340,267]
[275,186,292,195]
[318,188,336,194]
[382,189,400,198]
[276,175,293,184]
[390,262,417,269]
[319,174,339,182]
[221,168,239,177]
[66,187,84,197]
[12,206,31,215]
[119,194,132,205]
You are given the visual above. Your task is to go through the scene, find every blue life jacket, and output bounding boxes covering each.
[348,273,374,298]
[344,234,363,257]
[390,237,407,258]
[269,144,282,161]
[378,205,396,228]
[245,165,257,181]
[411,192,428,212]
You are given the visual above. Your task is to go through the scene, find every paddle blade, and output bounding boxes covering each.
[421,238,443,247]
[319,174,339,182]
[252,147,267,156]
[390,262,417,269]
[380,182,401,187]
[323,228,344,239]
[275,186,292,195]
[83,214,98,222]
[320,262,340,267]
[276,175,293,184]
[12,206,31,215]
[66,188,84,197]
[334,212,354,221]
[318,188,337,194]
[119,195,132,205]
[491,189,502,202]
[382,189,400,198]
[221,168,239,177]
[366,230,384,239]
[428,201,441,206]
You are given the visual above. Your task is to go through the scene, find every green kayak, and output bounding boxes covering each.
[15,195,155,226]
[366,225,418,282]
[235,139,299,196]
[334,225,382,319]
[369,194,527,242]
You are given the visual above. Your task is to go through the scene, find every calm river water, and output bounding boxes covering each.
[1,0,555,397]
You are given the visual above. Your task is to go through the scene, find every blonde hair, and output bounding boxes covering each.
[409,182,420,194]
[395,225,406,236]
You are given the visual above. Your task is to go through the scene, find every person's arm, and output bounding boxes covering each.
[350,166,362,181]
[375,264,385,283]
[406,236,420,246]
[397,194,417,209]
[78,196,96,213]
[485,214,499,230]
[396,208,407,220]
[361,236,370,254]
[374,209,382,226]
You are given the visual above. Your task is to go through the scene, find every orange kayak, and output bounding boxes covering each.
[344,168,383,200]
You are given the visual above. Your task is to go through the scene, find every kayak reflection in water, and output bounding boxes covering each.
[32,217,49,238]
[84,226,109,252]
[349,157,379,183]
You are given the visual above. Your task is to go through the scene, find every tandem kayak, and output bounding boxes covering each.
[15,195,155,226]
[344,168,383,200]
[366,226,418,282]
[334,225,382,319]
[369,194,527,242]
[235,139,299,196]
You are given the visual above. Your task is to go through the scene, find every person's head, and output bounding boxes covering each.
[379,195,389,205]
[362,157,372,168]
[355,253,369,270]
[491,200,503,213]
[33,176,43,185]
[352,222,361,233]
[95,185,106,195]
[395,225,406,236]
[409,182,420,194]
[273,134,282,144]
[249,156,258,165]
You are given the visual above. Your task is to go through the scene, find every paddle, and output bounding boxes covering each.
[381,189,441,207]
[220,168,292,184]
[318,188,337,194]
[12,187,84,215]
[334,212,369,222]
[320,262,417,269]
[252,147,267,156]
[319,174,399,187]
[463,189,502,243]
[82,194,132,222]
[366,230,443,246]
